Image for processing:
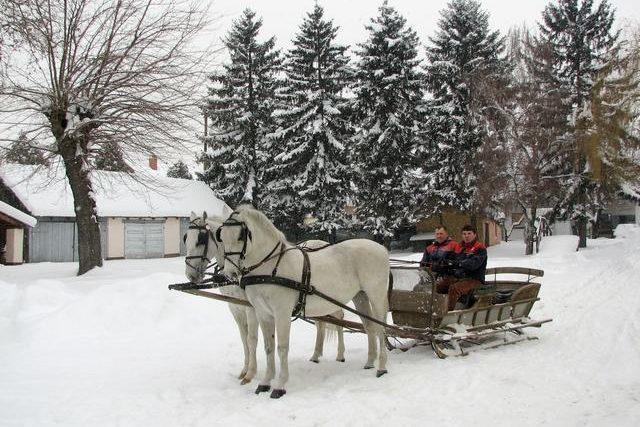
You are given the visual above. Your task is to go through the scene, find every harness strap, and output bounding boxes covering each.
[240,247,313,318]
[294,250,311,318]
[240,275,314,293]
[271,243,287,276]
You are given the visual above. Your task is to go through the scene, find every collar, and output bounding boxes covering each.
[433,237,451,247]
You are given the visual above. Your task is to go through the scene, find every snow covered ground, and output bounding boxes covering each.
[2,226,640,426]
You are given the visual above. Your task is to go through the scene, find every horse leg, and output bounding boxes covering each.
[271,311,291,399]
[229,306,250,381]
[353,291,377,369]
[335,311,345,362]
[368,296,389,377]
[310,321,325,363]
[255,313,276,395]
[241,307,259,385]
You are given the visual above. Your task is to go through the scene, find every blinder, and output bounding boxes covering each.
[221,216,252,266]
[184,222,218,276]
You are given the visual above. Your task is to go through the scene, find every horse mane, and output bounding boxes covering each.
[236,205,289,245]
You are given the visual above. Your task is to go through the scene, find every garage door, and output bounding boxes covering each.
[124,221,164,259]
[29,221,78,262]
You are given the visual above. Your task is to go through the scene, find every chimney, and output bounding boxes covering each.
[149,154,158,171]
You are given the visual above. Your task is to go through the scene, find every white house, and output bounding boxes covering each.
[0,164,230,263]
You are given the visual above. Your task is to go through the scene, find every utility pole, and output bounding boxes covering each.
[202,110,209,173]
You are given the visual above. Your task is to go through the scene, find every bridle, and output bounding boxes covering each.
[218,212,284,276]
[184,219,219,273]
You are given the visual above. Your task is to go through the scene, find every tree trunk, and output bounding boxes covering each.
[524,223,534,256]
[576,218,587,249]
[59,137,103,275]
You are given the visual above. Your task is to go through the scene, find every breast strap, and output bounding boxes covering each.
[240,248,312,318]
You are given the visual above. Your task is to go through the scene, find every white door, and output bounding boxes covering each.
[124,221,164,259]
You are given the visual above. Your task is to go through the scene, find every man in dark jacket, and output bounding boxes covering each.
[436,224,488,311]
[420,225,459,273]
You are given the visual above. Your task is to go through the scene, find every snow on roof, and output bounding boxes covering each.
[0,164,231,219]
[0,200,37,227]
[409,232,435,241]
[620,182,640,201]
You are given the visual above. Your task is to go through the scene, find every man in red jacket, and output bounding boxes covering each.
[419,225,459,271]
[436,224,488,311]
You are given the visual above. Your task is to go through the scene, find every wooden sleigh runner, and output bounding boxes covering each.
[169,266,552,359]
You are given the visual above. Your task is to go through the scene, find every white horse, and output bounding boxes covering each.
[184,211,258,385]
[218,205,390,398]
[184,212,345,386]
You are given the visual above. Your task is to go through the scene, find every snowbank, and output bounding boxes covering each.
[1,230,640,426]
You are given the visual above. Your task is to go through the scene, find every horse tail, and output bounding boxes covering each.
[387,271,394,305]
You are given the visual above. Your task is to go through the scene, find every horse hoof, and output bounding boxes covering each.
[337,358,345,363]
[255,384,270,394]
[270,389,286,399]
[364,364,374,370]
[240,377,251,385]
[238,372,247,379]
[310,359,319,364]
[376,369,388,378]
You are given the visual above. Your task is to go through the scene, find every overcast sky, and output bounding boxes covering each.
[208,0,640,51]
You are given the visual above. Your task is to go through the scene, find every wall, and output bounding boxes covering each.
[107,218,124,259]
[164,217,180,257]
[5,228,24,264]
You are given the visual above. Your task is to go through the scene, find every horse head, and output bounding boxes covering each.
[184,210,224,283]
[218,205,286,279]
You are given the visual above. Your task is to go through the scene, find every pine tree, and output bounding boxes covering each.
[199,9,280,208]
[3,133,50,166]
[423,0,506,214]
[265,4,352,235]
[350,2,424,242]
[167,160,193,179]
[93,140,132,172]
[538,0,619,247]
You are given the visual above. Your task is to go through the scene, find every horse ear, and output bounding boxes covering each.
[190,211,197,221]
[202,211,208,221]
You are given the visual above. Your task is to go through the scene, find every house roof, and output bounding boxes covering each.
[409,232,435,242]
[0,164,231,219]
[0,200,37,227]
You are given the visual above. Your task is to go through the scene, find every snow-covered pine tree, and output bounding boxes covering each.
[3,133,50,166]
[265,4,352,235]
[423,0,506,214]
[350,2,424,242]
[538,0,619,247]
[199,9,280,208]
[167,161,193,180]
[93,140,133,172]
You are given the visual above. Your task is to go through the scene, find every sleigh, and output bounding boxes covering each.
[169,264,551,359]
[386,265,552,357]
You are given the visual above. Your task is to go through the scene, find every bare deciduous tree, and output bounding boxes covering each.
[0,0,214,274]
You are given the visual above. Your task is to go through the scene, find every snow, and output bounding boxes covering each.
[1,228,640,425]
[0,164,230,219]
[0,200,37,227]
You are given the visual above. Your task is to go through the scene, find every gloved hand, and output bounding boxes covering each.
[453,268,465,278]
